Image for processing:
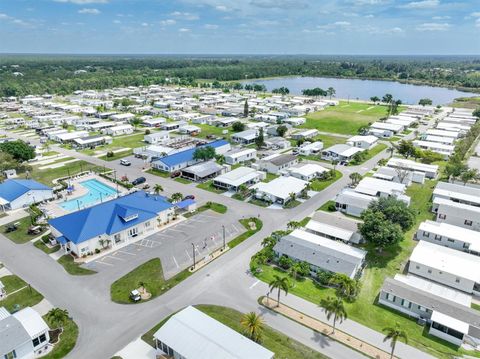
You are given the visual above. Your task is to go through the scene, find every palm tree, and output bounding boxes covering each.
[387,146,395,158]
[216,154,225,165]
[153,184,164,195]
[327,87,336,99]
[289,262,303,281]
[383,323,408,359]
[328,273,359,301]
[46,308,69,329]
[320,296,347,334]
[288,192,296,203]
[269,275,290,307]
[240,312,265,343]
[261,236,276,248]
[460,168,478,185]
[349,172,362,186]
[170,192,183,203]
[331,159,339,173]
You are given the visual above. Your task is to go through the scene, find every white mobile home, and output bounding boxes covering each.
[346,135,378,150]
[224,148,257,165]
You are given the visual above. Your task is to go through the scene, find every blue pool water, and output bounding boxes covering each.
[60,179,117,212]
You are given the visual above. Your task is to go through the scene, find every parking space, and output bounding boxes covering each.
[82,211,243,278]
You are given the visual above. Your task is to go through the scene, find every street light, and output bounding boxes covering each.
[222,225,226,251]
[191,243,196,270]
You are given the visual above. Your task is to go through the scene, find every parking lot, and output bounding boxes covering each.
[82,211,243,278]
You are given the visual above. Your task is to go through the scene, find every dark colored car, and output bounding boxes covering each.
[183,195,195,200]
[131,177,146,186]
[170,171,181,178]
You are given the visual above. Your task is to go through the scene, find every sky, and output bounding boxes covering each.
[0,0,479,55]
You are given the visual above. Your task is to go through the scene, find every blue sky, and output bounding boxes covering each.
[0,0,479,54]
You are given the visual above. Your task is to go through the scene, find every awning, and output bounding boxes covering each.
[174,199,195,209]
[431,311,469,334]
[0,197,9,206]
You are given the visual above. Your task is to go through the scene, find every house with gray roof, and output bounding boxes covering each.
[258,153,298,174]
[273,229,366,278]
[434,198,480,231]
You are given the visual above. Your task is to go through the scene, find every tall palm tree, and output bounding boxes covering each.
[320,296,347,334]
[46,308,69,329]
[269,275,290,307]
[349,172,362,186]
[289,262,303,281]
[170,192,183,203]
[153,184,164,195]
[331,159,339,173]
[328,273,359,301]
[240,312,265,343]
[383,323,408,359]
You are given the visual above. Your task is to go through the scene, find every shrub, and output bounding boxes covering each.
[145,129,151,135]
[327,203,336,212]
[95,248,100,254]
[317,270,334,285]
[279,255,293,270]
[106,151,114,158]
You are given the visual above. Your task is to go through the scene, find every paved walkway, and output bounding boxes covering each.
[32,298,54,316]
[0,209,28,226]
[115,337,156,359]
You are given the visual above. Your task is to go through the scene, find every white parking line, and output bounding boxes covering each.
[95,261,114,267]
[117,250,136,256]
[249,280,260,289]
[172,256,180,268]
[105,255,125,261]
[185,249,192,260]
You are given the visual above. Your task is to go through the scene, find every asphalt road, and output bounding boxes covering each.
[0,129,435,359]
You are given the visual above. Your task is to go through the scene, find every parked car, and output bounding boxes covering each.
[5,223,19,233]
[120,159,131,166]
[130,289,141,302]
[131,177,146,186]
[27,225,42,235]
[183,195,195,200]
[170,171,181,178]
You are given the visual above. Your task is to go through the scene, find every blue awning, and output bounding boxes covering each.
[175,199,195,209]
[56,236,67,245]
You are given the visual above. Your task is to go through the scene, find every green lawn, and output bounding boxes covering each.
[142,305,328,359]
[248,198,271,207]
[99,149,133,161]
[42,315,78,359]
[349,143,388,165]
[314,134,347,148]
[57,255,97,276]
[318,200,336,212]
[310,170,343,191]
[228,218,263,249]
[300,101,393,135]
[175,177,192,184]
[145,168,170,178]
[263,173,279,183]
[195,124,231,140]
[29,160,106,186]
[110,258,192,303]
[283,199,301,208]
[254,179,477,359]
[3,216,47,244]
[472,303,480,312]
[109,132,146,149]
[0,275,44,312]
[196,180,226,193]
[34,240,60,254]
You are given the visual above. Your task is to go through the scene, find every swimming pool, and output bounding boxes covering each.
[60,179,118,212]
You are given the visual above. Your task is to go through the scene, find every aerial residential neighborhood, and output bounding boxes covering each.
[0,1,480,359]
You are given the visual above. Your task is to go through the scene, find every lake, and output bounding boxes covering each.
[242,76,480,105]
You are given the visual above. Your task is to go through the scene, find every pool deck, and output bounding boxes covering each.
[42,174,127,218]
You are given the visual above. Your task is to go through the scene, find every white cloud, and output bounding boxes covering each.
[364,14,374,18]
[351,0,391,5]
[170,11,199,20]
[0,13,11,20]
[204,24,219,29]
[78,8,101,14]
[215,5,229,11]
[54,0,108,4]
[160,19,176,26]
[476,18,480,28]
[399,0,439,9]
[432,15,450,20]
[334,21,351,26]
[250,0,308,9]
[179,28,190,32]
[471,12,480,18]
[141,22,149,27]
[113,19,121,24]
[416,22,451,31]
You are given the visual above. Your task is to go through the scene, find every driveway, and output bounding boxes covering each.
[82,211,243,279]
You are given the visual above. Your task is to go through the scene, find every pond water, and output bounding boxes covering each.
[242,76,479,105]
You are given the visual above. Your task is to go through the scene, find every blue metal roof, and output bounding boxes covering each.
[49,191,175,244]
[174,199,195,209]
[153,140,229,168]
[0,179,52,202]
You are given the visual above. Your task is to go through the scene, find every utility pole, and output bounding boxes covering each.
[191,243,196,270]
[222,225,226,251]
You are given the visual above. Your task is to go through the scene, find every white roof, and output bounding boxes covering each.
[355,177,406,196]
[110,124,133,131]
[305,220,354,242]
[252,176,308,200]
[424,135,454,145]
[387,158,438,174]
[347,135,378,144]
[426,129,460,138]
[413,140,455,151]
[410,240,480,283]
[214,167,261,187]
[335,188,376,208]
[146,131,169,138]
[434,182,480,205]
[418,220,480,252]
[13,307,49,339]
[288,163,327,177]
[431,311,470,334]
[394,274,472,307]
[324,144,364,157]
[153,306,274,359]
[370,122,403,131]
[56,131,89,141]
[224,148,257,159]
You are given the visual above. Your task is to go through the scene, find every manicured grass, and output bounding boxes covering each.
[195,123,231,140]
[228,218,263,248]
[145,168,170,178]
[263,173,279,183]
[300,101,392,135]
[175,177,192,184]
[203,201,228,214]
[349,143,388,165]
[472,303,480,311]
[248,198,271,207]
[196,305,329,359]
[283,199,301,208]
[58,255,97,276]
[110,258,192,304]
[450,96,480,109]
[29,160,106,186]
[310,170,343,191]
[3,216,47,244]
[318,200,336,212]
[99,149,133,161]
[314,134,347,148]
[0,275,44,312]
[254,179,473,359]
[34,240,60,254]
[384,136,401,142]
[109,132,146,149]
[196,180,225,193]
[42,315,78,359]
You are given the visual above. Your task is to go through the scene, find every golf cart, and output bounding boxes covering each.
[5,222,20,233]
[130,289,141,302]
